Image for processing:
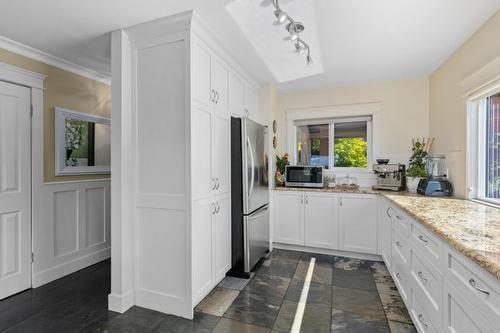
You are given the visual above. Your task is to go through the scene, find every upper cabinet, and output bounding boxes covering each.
[228,71,245,118]
[244,84,258,121]
[192,40,212,108]
[211,56,229,118]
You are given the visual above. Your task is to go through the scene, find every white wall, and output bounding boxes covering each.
[268,78,430,185]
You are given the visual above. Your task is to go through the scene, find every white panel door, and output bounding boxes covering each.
[228,71,245,117]
[274,192,304,245]
[191,38,212,108]
[211,56,229,118]
[339,194,378,254]
[0,81,31,300]
[244,84,258,121]
[213,114,230,195]
[214,193,230,281]
[192,198,214,303]
[304,193,338,249]
[191,101,213,201]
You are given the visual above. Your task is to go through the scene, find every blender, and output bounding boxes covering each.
[417,155,453,196]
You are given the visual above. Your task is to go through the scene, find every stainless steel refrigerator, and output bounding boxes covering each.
[229,117,269,278]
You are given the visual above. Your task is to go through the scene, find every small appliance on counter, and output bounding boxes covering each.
[417,155,453,196]
[285,165,324,188]
[372,162,406,191]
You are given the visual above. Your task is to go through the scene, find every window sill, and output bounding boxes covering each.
[469,199,500,209]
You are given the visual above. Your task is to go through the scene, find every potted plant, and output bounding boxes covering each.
[406,139,430,192]
[275,153,289,186]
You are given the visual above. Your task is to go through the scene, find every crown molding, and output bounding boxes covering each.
[0,34,111,85]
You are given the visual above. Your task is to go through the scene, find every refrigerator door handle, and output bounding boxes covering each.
[247,136,255,201]
[247,204,269,218]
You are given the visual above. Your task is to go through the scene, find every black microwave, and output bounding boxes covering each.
[285,166,324,188]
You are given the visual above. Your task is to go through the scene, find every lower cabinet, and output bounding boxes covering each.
[214,193,231,281]
[378,198,393,270]
[338,194,378,254]
[274,191,304,245]
[304,193,338,249]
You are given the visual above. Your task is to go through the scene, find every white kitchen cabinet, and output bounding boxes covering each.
[244,84,258,121]
[378,198,393,270]
[339,194,378,254]
[192,198,214,302]
[214,193,231,282]
[229,71,245,117]
[274,191,304,245]
[192,101,213,201]
[304,193,339,249]
[211,56,229,118]
[192,40,212,108]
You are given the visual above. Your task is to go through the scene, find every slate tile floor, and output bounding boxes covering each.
[0,251,417,332]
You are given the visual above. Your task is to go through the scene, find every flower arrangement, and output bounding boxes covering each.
[406,138,433,192]
[275,153,289,186]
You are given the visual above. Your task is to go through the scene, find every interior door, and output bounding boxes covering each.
[0,81,32,300]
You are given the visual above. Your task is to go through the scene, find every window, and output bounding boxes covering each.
[468,88,500,205]
[295,117,371,170]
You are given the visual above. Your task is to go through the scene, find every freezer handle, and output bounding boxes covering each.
[247,136,255,201]
[247,204,269,218]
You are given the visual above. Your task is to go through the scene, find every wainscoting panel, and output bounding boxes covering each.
[32,180,110,287]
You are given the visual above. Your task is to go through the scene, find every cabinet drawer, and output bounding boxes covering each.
[392,227,410,265]
[410,288,441,333]
[410,222,442,270]
[410,249,442,321]
[443,280,496,333]
[390,207,410,236]
[445,247,500,328]
[392,252,410,304]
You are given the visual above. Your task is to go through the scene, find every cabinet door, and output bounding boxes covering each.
[192,198,214,302]
[304,193,338,249]
[191,39,212,108]
[339,194,378,254]
[379,199,393,270]
[214,193,231,281]
[213,108,230,195]
[244,84,258,121]
[192,102,213,200]
[229,71,245,117]
[274,192,304,245]
[212,56,229,118]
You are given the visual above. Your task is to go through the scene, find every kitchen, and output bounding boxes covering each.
[0,1,499,333]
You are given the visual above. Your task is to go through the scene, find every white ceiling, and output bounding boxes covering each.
[0,0,499,91]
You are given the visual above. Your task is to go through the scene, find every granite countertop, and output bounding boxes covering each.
[383,194,500,280]
[273,186,383,195]
[273,186,500,279]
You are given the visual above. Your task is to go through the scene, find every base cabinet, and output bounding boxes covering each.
[274,191,304,245]
[304,193,338,249]
[338,194,378,254]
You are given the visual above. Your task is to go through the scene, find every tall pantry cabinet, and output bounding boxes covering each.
[110,11,260,319]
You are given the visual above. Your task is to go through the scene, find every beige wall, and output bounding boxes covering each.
[0,48,111,183]
[273,77,430,165]
[429,10,500,198]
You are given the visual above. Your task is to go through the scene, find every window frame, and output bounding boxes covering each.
[294,116,373,172]
[467,83,500,206]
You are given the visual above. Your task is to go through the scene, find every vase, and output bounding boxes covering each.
[407,177,422,193]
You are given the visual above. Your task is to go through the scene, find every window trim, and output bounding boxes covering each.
[286,103,380,174]
[467,82,500,206]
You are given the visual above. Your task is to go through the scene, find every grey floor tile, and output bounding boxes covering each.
[154,311,220,333]
[195,287,240,317]
[387,320,418,333]
[212,317,270,333]
[99,306,167,332]
[331,309,390,333]
[256,257,299,279]
[382,304,413,324]
[301,303,331,333]
[293,260,333,286]
[244,273,291,302]
[223,290,281,329]
[334,256,377,273]
[269,249,303,261]
[284,279,332,307]
[332,286,386,319]
[300,252,335,264]
[272,301,297,332]
[333,267,377,291]
[217,276,251,291]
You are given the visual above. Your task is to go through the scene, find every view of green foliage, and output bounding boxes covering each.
[334,138,367,167]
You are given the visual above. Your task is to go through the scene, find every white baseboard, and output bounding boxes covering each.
[108,290,135,313]
[135,289,192,320]
[273,243,383,262]
[32,247,111,287]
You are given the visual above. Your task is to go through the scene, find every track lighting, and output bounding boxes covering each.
[271,0,312,65]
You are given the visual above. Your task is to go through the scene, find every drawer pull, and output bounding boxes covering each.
[418,235,428,243]
[386,207,392,218]
[469,278,490,295]
[417,271,428,283]
[395,241,402,247]
[396,272,402,280]
[418,314,429,327]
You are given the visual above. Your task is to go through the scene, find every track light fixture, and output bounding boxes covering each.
[272,0,312,65]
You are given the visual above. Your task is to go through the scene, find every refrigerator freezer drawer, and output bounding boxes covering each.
[244,204,270,273]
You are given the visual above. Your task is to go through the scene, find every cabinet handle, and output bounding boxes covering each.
[212,178,217,190]
[216,201,220,214]
[396,272,402,280]
[211,89,215,102]
[386,207,392,218]
[418,314,429,328]
[300,195,303,204]
[305,195,308,204]
[417,271,428,283]
[469,278,490,295]
[215,91,219,104]
[418,235,428,243]
[215,177,220,190]
[395,241,402,247]
[340,197,343,206]
[211,203,217,215]
[395,215,402,220]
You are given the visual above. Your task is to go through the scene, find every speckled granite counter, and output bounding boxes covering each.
[273,187,500,279]
[383,194,500,280]
[273,186,382,195]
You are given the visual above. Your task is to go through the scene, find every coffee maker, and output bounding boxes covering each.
[372,161,406,191]
[417,155,453,196]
